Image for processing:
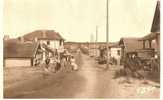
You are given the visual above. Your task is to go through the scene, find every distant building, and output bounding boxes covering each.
[23,30,64,49]
[108,42,121,65]
[22,30,65,61]
[64,42,80,53]
[87,42,106,57]
[4,40,43,67]
[88,42,106,49]
[64,41,106,56]
[119,37,143,62]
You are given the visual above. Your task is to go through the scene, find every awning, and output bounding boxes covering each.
[139,32,160,41]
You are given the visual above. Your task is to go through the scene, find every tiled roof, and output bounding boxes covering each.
[151,1,160,33]
[119,37,143,53]
[4,40,39,58]
[108,42,120,48]
[23,30,64,41]
[139,32,159,41]
[3,38,19,43]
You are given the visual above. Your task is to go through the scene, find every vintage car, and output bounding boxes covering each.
[134,48,158,71]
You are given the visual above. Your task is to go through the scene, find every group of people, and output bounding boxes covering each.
[44,49,78,73]
[124,54,144,79]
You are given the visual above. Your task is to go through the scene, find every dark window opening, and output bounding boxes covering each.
[47,41,50,45]
[59,40,62,46]
[117,50,120,56]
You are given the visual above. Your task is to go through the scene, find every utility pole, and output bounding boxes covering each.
[106,0,110,69]
[90,33,95,57]
[96,26,98,57]
[96,26,98,43]
[90,34,92,55]
[90,33,94,43]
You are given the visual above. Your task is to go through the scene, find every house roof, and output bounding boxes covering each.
[151,1,160,33]
[119,37,143,53]
[139,32,160,41]
[139,1,160,41]
[64,42,107,48]
[108,42,120,48]
[3,38,19,43]
[64,42,80,45]
[23,30,64,41]
[4,40,40,58]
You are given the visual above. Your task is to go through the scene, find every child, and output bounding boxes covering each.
[70,56,78,71]
[54,56,61,72]
[45,57,50,69]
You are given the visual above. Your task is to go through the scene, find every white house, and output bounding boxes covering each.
[23,30,65,61]
[108,42,121,65]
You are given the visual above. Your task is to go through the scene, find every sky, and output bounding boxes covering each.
[3,0,157,42]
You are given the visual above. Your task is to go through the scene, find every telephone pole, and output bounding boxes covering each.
[106,0,110,69]
[96,26,98,57]
[96,26,98,43]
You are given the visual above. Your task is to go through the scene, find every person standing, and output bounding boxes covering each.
[124,54,144,81]
[54,56,61,72]
[70,56,78,71]
[44,57,50,72]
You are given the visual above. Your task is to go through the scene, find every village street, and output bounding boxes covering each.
[4,52,160,98]
[3,0,160,99]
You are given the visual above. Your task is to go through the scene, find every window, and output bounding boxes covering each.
[59,40,62,46]
[47,41,50,45]
[117,50,120,56]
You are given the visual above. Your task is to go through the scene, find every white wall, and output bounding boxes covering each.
[89,49,100,57]
[40,40,47,45]
[110,48,121,59]
[109,48,121,65]
[40,40,60,49]
[5,58,31,67]
[53,40,60,49]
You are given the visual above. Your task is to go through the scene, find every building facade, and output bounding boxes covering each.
[4,41,42,67]
[23,30,65,61]
[108,42,121,65]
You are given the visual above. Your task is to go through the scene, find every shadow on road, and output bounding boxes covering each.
[4,52,86,98]
[143,71,160,83]
[113,68,160,84]
[4,70,87,98]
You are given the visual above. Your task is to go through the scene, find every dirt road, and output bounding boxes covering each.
[4,52,160,98]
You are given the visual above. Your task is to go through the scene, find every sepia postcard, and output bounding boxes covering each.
[2,0,160,99]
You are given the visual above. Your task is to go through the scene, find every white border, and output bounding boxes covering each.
[160,0,162,99]
[0,0,4,99]
[0,0,162,100]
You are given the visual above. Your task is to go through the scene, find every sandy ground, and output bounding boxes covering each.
[4,52,160,98]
